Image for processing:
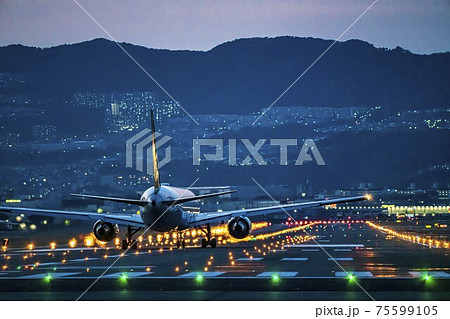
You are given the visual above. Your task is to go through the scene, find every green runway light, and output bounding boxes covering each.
[16,266,21,270]
[423,274,432,281]
[45,274,52,281]
[272,274,280,282]
[195,274,204,282]
[348,274,355,281]
[120,273,128,281]
[53,267,57,271]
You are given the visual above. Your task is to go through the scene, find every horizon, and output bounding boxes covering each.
[0,0,449,54]
[2,35,449,55]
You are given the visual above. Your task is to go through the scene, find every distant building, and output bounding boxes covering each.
[154,99,181,124]
[0,132,21,147]
[33,125,57,143]
[100,91,182,132]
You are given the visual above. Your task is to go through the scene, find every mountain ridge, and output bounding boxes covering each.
[1,36,449,114]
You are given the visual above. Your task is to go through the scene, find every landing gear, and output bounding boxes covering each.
[176,232,186,249]
[121,225,143,250]
[196,223,217,248]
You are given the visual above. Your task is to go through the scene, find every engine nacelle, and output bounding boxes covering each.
[93,220,119,242]
[227,216,252,239]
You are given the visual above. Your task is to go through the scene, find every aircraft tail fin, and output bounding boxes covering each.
[150,109,161,190]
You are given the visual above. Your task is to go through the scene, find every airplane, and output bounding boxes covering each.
[0,110,370,249]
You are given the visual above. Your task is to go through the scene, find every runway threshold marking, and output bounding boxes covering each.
[178,272,224,278]
[329,258,353,261]
[335,271,373,278]
[18,272,81,279]
[256,272,298,278]
[32,265,156,270]
[102,272,153,278]
[281,258,309,261]
[288,244,364,248]
[409,271,450,278]
[236,258,264,261]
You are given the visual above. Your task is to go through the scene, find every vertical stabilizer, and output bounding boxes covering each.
[150,109,161,189]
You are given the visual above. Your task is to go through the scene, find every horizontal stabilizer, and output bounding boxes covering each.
[162,190,236,206]
[71,193,147,206]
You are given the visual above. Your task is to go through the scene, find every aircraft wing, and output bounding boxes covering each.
[188,195,369,227]
[0,206,145,228]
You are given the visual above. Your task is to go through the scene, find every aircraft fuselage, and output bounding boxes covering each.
[139,185,196,231]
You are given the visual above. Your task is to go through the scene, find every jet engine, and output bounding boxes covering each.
[227,216,252,239]
[93,220,119,242]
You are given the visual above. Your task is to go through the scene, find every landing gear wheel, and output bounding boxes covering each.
[201,238,208,248]
[121,225,143,250]
[210,238,217,248]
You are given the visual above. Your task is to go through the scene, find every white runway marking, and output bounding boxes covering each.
[329,258,353,261]
[301,249,320,252]
[288,244,364,248]
[178,272,224,278]
[335,271,373,278]
[409,271,450,278]
[236,258,263,261]
[70,258,100,262]
[15,247,98,253]
[282,258,308,261]
[102,272,153,278]
[18,272,81,279]
[333,249,352,252]
[257,272,298,277]
[35,265,156,270]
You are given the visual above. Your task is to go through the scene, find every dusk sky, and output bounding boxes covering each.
[0,0,449,54]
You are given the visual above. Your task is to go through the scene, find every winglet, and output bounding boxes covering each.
[150,109,161,189]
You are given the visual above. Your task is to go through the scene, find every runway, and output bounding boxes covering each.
[1,221,449,300]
